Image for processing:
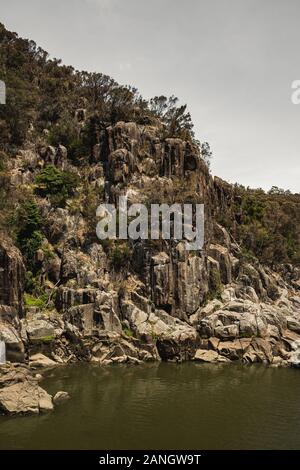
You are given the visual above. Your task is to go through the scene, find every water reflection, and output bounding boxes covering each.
[0,363,300,449]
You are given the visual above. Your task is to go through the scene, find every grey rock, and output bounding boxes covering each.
[0,381,53,414]
[53,391,70,404]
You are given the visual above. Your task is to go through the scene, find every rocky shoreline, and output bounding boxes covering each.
[1,25,300,420]
[0,362,70,415]
[1,121,300,415]
[1,266,300,417]
[1,262,300,415]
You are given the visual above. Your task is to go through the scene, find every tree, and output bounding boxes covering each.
[80,72,115,113]
[268,186,291,195]
[15,200,43,268]
[200,142,212,167]
[149,95,194,138]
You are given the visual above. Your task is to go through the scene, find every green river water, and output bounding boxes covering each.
[0,362,300,450]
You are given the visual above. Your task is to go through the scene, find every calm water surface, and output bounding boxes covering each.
[0,362,300,449]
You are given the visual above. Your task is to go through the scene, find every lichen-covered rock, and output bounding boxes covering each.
[25,319,56,341]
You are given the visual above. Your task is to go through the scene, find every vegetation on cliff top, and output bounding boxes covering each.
[0,22,196,152]
[0,22,299,273]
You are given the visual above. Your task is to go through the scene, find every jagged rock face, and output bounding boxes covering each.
[63,291,122,336]
[0,237,26,362]
[105,121,205,187]
[0,363,53,415]
[121,299,199,361]
[89,332,159,364]
[190,284,300,365]
[38,144,68,169]
[0,237,25,315]
[1,121,300,367]
[102,121,234,321]
[59,244,107,286]
[208,244,233,284]
[147,248,209,318]
[55,287,98,311]
[44,208,86,245]
[8,145,69,187]
[0,323,24,363]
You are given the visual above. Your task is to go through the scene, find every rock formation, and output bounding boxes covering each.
[0,120,299,379]
[0,25,300,418]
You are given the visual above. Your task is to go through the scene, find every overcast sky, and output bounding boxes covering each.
[1,0,300,192]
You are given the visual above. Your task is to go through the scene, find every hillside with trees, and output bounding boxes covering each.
[0,22,299,271]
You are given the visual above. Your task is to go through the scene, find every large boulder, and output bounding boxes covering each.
[244,338,273,363]
[217,339,251,360]
[64,290,122,337]
[25,318,56,341]
[0,322,25,362]
[121,300,198,361]
[0,381,53,414]
[94,291,122,333]
[193,349,221,363]
[65,304,95,336]
[0,364,32,388]
[53,391,70,405]
[29,353,57,368]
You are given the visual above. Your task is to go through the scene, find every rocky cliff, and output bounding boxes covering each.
[0,119,300,371]
[0,24,300,379]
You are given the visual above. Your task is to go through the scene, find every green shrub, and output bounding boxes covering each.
[15,200,44,268]
[48,113,91,164]
[110,244,131,271]
[242,196,265,223]
[24,292,47,308]
[123,328,134,338]
[35,165,79,207]
[99,239,113,252]
[37,335,55,343]
[15,199,42,234]
[24,271,41,295]
[19,230,44,263]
